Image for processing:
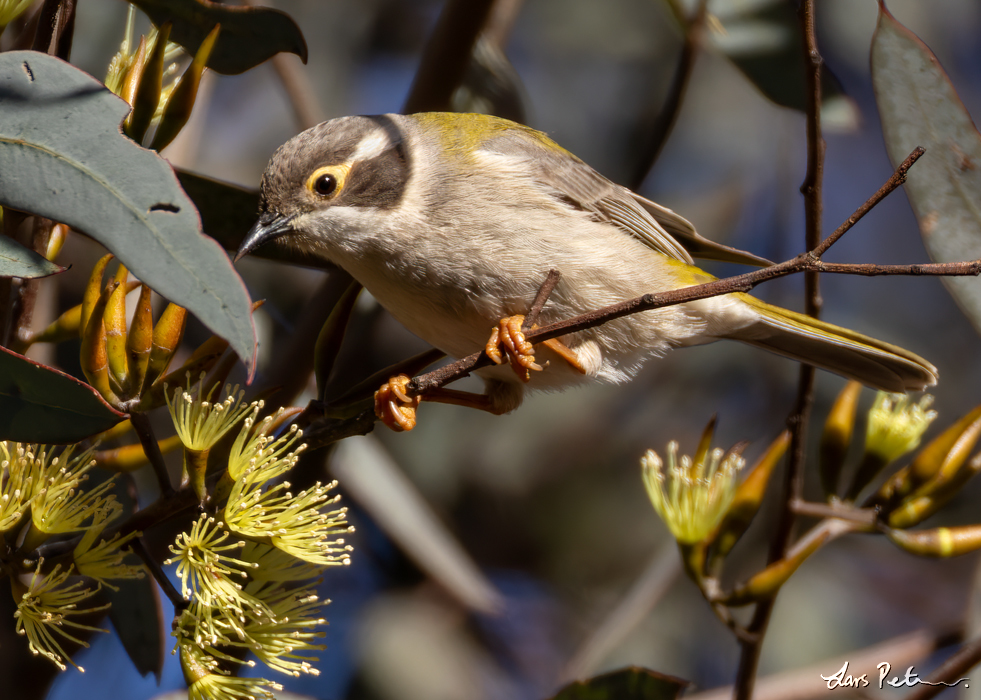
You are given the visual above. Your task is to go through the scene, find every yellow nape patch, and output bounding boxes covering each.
[412,112,572,161]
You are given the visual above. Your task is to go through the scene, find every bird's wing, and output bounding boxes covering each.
[632,193,774,268]
[481,129,695,264]
[482,128,772,267]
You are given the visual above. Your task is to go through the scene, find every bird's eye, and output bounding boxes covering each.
[314,173,337,197]
[306,164,350,199]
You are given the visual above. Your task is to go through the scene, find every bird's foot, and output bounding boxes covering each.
[485,315,543,382]
[374,374,421,432]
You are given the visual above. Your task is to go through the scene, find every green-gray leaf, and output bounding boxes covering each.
[706,0,857,130]
[129,0,307,75]
[0,51,255,374]
[176,169,335,269]
[0,345,125,443]
[109,576,165,681]
[872,1,981,336]
[0,233,63,278]
[550,667,689,700]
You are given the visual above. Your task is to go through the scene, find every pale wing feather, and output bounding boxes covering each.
[481,129,695,264]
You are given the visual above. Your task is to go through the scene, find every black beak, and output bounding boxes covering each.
[235,212,297,262]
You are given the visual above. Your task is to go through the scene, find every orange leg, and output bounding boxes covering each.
[375,317,589,432]
[541,337,588,375]
[374,376,508,432]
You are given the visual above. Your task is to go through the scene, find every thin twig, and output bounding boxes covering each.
[560,546,681,682]
[482,0,523,49]
[630,0,708,190]
[735,2,825,696]
[133,536,187,612]
[813,147,925,258]
[304,143,950,441]
[901,634,981,700]
[408,253,979,396]
[237,0,323,131]
[790,499,878,526]
[687,628,961,700]
[404,144,941,396]
[522,268,560,329]
[11,217,53,348]
[129,412,175,497]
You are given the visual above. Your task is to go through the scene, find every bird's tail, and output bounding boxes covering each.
[728,293,937,392]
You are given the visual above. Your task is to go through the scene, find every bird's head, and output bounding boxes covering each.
[235,115,410,262]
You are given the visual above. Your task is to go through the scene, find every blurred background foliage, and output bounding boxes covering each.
[7,0,981,698]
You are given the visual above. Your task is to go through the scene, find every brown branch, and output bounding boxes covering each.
[238,0,322,131]
[630,0,708,190]
[790,499,879,526]
[814,147,925,257]
[734,3,826,697]
[408,253,979,396]
[402,0,497,113]
[129,412,174,497]
[133,536,187,612]
[11,217,53,349]
[902,635,981,700]
[523,268,560,329]
[482,0,523,49]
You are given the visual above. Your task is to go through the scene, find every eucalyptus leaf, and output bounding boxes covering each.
[705,0,857,130]
[550,667,689,700]
[872,1,981,336]
[0,233,62,278]
[108,576,165,681]
[129,0,307,75]
[0,345,125,443]
[177,169,334,268]
[0,51,256,374]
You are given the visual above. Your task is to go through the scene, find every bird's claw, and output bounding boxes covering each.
[374,374,421,432]
[485,315,543,382]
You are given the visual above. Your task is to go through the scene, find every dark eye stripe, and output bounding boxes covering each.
[343,144,407,209]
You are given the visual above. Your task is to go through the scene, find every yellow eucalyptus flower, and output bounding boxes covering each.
[0,441,36,533]
[0,0,32,31]
[164,514,263,620]
[29,444,117,535]
[166,380,254,452]
[642,440,744,545]
[865,392,937,464]
[179,641,282,700]
[13,561,109,671]
[73,506,144,587]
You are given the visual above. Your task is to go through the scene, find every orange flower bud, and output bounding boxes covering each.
[150,24,220,152]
